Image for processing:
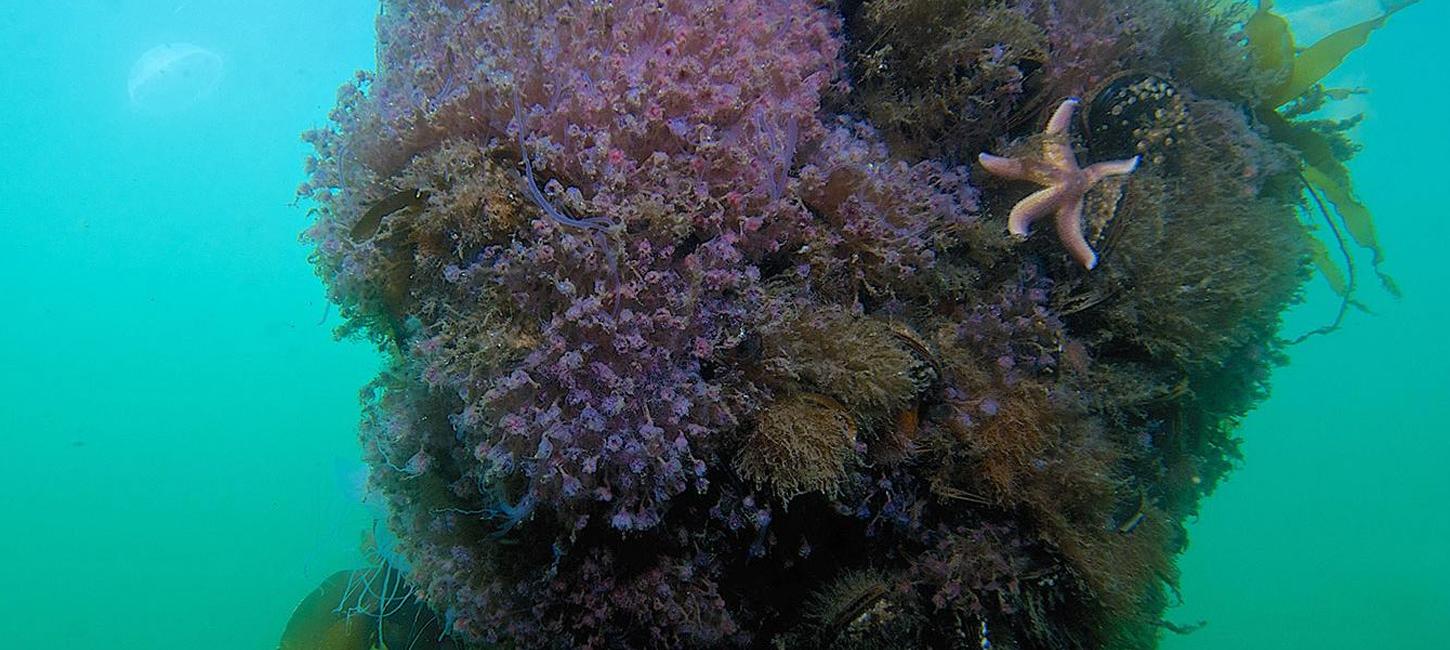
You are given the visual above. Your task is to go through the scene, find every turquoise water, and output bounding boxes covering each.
[0,1,1443,647]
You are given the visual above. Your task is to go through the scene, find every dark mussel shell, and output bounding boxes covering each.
[1083,71,1189,170]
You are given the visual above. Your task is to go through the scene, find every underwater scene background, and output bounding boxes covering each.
[0,1,1444,648]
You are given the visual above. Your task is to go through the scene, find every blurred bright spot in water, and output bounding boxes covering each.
[127,43,224,115]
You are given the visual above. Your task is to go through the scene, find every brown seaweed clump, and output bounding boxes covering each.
[736,394,859,499]
[843,0,1048,161]
[759,304,934,424]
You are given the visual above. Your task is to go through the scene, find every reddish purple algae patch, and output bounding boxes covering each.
[297,1,1364,648]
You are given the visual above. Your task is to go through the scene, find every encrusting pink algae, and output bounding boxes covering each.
[292,1,1395,648]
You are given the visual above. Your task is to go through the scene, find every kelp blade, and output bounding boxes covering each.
[1244,1,1406,300]
[278,570,377,650]
[1302,165,1399,297]
[1245,0,1295,90]
[1268,1,1420,107]
[1258,109,1344,180]
[1306,236,1349,297]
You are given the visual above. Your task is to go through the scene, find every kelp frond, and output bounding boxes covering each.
[1245,0,1412,335]
[1248,0,1419,110]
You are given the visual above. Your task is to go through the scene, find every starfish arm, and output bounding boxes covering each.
[1042,99,1083,171]
[978,153,1031,181]
[1045,98,1079,135]
[1007,185,1067,236]
[1085,156,1141,183]
[1054,197,1097,270]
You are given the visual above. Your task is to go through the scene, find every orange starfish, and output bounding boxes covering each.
[978,98,1139,270]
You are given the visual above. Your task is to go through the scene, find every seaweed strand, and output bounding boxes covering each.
[1289,170,1360,344]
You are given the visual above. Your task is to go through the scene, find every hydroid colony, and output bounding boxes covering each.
[291,1,1405,647]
